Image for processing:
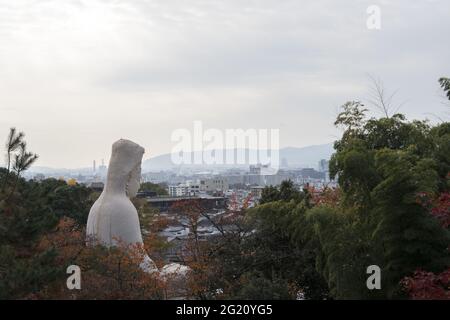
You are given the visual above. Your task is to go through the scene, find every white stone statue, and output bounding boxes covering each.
[86,139,189,277]
[86,139,157,272]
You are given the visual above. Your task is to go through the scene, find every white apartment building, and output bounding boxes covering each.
[168,178,229,197]
[168,184,190,197]
[169,180,201,197]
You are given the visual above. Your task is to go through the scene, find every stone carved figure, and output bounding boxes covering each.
[86,139,157,272]
[86,139,189,278]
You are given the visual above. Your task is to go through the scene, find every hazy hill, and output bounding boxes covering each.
[26,143,335,174]
[141,143,334,172]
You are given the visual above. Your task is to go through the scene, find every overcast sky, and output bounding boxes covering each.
[0,0,449,168]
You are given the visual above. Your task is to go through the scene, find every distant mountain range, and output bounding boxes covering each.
[27,143,335,175]
[141,143,334,172]
[27,166,95,175]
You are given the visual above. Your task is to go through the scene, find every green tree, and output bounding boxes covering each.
[2,128,24,191]
[139,182,168,196]
[259,185,280,204]
[0,129,94,299]
[260,180,302,204]
[439,77,450,101]
[242,201,330,299]
[236,271,292,300]
[328,96,450,298]
[370,149,449,297]
[40,179,94,226]
[305,205,377,299]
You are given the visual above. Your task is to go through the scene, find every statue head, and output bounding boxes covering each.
[106,139,145,198]
[126,160,142,198]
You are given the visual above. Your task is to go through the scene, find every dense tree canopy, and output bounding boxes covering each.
[140,182,168,196]
[240,78,449,299]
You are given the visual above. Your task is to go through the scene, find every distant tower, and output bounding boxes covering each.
[93,160,96,173]
[318,159,329,172]
[98,158,107,178]
[281,157,289,168]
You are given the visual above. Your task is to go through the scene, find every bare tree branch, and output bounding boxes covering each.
[367,74,406,118]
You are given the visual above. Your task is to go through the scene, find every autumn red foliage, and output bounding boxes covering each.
[306,185,341,207]
[401,268,450,300]
[403,188,450,300]
[30,217,172,299]
[430,192,450,229]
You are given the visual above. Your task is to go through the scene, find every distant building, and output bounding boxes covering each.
[33,173,45,181]
[249,165,261,175]
[142,171,170,184]
[300,168,325,180]
[98,159,107,178]
[169,178,229,197]
[262,170,291,186]
[202,178,229,193]
[137,190,157,198]
[250,186,265,199]
[186,181,202,195]
[169,184,190,197]
[169,181,199,197]
[147,195,227,212]
[89,182,104,192]
[226,174,245,185]
[318,159,329,173]
[244,174,262,186]
[318,159,330,182]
